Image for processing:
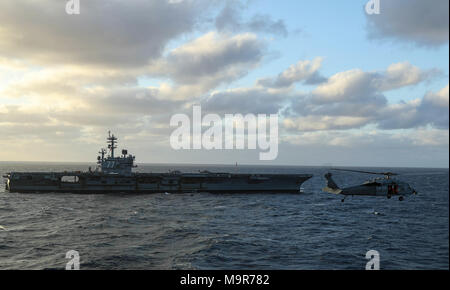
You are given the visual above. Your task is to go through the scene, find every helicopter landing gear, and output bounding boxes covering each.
[399,196,404,201]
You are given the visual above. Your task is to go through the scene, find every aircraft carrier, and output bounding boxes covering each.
[3,132,312,194]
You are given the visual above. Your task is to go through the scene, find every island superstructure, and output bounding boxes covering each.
[4,132,312,194]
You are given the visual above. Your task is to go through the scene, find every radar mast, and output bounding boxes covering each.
[107,131,118,158]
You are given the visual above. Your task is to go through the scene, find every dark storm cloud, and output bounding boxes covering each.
[365,0,449,46]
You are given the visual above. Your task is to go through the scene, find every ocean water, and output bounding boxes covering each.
[0,163,448,270]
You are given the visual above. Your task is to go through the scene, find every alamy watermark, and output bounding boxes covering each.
[365,250,380,270]
[170,106,279,161]
[66,0,80,15]
[65,250,80,270]
[365,0,380,15]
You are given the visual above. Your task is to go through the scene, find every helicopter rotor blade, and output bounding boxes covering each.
[330,168,398,176]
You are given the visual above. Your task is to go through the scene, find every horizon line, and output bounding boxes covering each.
[0,160,448,170]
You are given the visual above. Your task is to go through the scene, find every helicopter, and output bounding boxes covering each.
[322,169,417,202]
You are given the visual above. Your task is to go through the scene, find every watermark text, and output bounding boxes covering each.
[365,250,380,270]
[365,0,380,15]
[170,106,279,161]
[65,250,80,270]
[66,0,80,15]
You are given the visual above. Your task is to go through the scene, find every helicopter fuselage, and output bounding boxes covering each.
[339,178,416,197]
[323,172,417,201]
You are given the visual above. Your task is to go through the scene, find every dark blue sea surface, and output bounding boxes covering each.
[0,163,448,270]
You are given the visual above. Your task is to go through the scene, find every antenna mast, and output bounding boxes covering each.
[98,148,106,162]
[107,130,118,158]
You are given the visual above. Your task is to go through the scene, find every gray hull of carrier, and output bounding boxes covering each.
[4,171,312,194]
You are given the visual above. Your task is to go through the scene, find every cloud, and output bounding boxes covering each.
[283,115,370,132]
[291,93,387,119]
[378,84,449,130]
[148,31,266,96]
[0,89,184,129]
[0,105,52,124]
[0,0,213,67]
[279,128,448,168]
[284,63,446,132]
[407,127,450,146]
[0,1,446,167]
[423,84,450,108]
[374,62,438,91]
[0,65,188,130]
[282,130,382,147]
[310,62,433,104]
[365,0,449,46]
[311,69,375,103]
[215,1,288,37]
[280,128,449,167]
[189,60,446,134]
[0,29,269,149]
[201,87,290,115]
[2,56,444,142]
[282,129,449,153]
[2,66,138,99]
[257,57,326,88]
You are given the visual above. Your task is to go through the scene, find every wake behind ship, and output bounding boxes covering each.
[3,132,312,194]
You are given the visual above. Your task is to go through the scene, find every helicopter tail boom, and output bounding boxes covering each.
[322,173,342,194]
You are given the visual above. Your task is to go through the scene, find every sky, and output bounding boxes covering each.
[0,0,448,168]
